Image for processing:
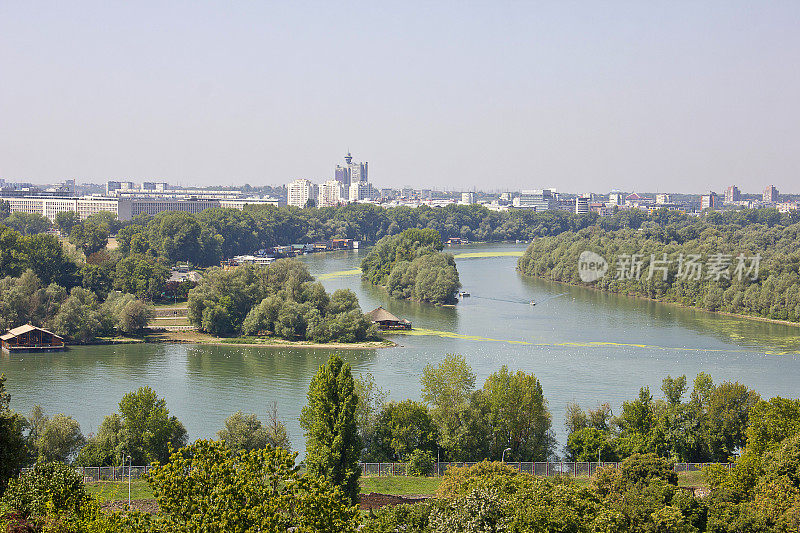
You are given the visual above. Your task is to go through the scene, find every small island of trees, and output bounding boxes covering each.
[361,228,461,305]
[188,258,378,343]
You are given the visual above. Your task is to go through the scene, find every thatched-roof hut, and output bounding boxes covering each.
[365,307,412,330]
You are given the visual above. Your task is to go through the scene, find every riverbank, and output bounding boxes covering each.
[517,271,800,330]
[144,329,396,349]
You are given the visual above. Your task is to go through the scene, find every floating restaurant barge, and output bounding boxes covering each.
[1,324,65,353]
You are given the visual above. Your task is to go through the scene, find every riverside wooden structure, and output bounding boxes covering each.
[365,306,412,330]
[1,324,65,353]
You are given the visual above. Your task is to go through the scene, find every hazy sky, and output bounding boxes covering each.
[1,2,799,193]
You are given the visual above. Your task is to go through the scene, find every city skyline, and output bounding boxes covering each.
[2,2,800,192]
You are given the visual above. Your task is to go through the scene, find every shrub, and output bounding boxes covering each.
[407,449,435,477]
[1,462,90,520]
[436,460,522,499]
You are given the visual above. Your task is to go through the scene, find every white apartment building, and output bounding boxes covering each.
[575,196,589,214]
[218,198,283,210]
[287,179,318,208]
[318,180,344,207]
[1,195,232,222]
[655,193,671,204]
[1,196,132,222]
[461,192,475,204]
[348,181,378,202]
[129,199,219,217]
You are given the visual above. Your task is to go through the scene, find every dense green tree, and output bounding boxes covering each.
[55,210,81,235]
[1,461,91,522]
[362,228,459,304]
[482,366,554,461]
[101,291,154,334]
[421,353,476,432]
[49,286,105,342]
[354,373,388,457]
[518,215,800,324]
[369,400,438,461]
[145,439,358,532]
[113,254,170,300]
[216,406,290,453]
[300,355,362,505]
[745,397,800,456]
[190,260,375,342]
[0,374,28,492]
[21,233,79,286]
[69,217,110,255]
[78,387,187,466]
[32,412,86,463]
[4,211,51,235]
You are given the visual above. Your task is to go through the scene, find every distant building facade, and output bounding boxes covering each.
[461,192,475,204]
[763,185,779,203]
[318,180,344,207]
[287,179,318,208]
[700,192,719,210]
[348,181,378,202]
[575,196,590,214]
[334,152,368,189]
[655,193,671,205]
[515,190,555,211]
[724,185,741,203]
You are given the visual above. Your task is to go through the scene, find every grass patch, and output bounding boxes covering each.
[149,317,191,326]
[152,301,189,308]
[85,480,154,502]
[677,470,708,488]
[360,476,442,496]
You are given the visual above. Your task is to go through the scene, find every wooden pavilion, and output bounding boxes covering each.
[1,324,65,353]
[365,307,412,330]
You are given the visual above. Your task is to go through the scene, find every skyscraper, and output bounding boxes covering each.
[763,185,779,203]
[334,151,368,189]
[701,192,719,210]
[724,185,741,203]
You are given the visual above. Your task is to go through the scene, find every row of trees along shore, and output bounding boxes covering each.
[3,203,798,318]
[518,213,800,323]
[1,209,377,343]
[3,354,800,531]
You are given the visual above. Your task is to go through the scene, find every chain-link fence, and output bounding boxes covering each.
[360,461,733,477]
[22,461,732,482]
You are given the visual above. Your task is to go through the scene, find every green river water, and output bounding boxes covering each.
[2,243,799,456]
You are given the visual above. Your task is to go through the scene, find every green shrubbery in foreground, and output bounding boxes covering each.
[3,353,800,531]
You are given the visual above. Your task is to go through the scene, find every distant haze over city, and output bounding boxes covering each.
[2,2,799,193]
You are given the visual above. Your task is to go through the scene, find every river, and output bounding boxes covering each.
[2,243,799,457]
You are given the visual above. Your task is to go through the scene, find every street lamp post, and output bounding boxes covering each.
[502,448,512,463]
[127,455,132,507]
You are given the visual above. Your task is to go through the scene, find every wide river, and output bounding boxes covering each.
[2,243,799,457]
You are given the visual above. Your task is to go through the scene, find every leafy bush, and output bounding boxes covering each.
[436,461,522,499]
[407,449,435,477]
[1,462,90,520]
[146,439,358,532]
